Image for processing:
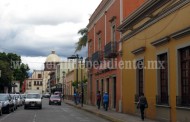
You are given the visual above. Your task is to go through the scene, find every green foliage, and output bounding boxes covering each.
[0,52,30,92]
[75,28,88,52]
[72,81,77,87]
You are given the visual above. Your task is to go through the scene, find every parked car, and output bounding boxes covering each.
[43,93,50,98]
[0,102,2,116]
[15,94,22,106]
[0,94,14,114]
[49,95,61,105]
[24,93,42,109]
[10,94,18,110]
[21,94,26,104]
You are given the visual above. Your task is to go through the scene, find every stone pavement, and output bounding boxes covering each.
[63,100,158,122]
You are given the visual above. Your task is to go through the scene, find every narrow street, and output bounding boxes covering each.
[0,98,109,122]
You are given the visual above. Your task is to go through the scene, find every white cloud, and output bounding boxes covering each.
[0,0,102,71]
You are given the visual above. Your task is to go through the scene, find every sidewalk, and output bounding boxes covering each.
[64,100,158,122]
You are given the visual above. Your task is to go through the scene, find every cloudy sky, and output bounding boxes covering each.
[0,0,101,71]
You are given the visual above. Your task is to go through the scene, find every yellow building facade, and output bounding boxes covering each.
[118,1,190,122]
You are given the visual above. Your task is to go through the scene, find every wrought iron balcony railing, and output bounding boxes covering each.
[85,57,92,68]
[91,51,103,63]
[176,96,190,107]
[156,95,169,105]
[104,41,117,58]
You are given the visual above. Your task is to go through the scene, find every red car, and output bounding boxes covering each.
[49,95,61,105]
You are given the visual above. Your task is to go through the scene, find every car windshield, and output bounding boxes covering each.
[10,95,15,98]
[27,94,40,99]
[0,95,8,101]
[51,95,60,99]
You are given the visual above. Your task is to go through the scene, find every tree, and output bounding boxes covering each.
[0,52,29,93]
[75,28,88,52]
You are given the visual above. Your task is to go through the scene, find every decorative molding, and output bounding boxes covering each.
[88,39,92,42]
[119,0,190,42]
[109,16,116,22]
[170,26,190,40]
[96,30,102,35]
[131,47,146,55]
[151,37,170,47]
[118,0,170,32]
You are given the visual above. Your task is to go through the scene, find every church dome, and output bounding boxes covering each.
[45,51,61,62]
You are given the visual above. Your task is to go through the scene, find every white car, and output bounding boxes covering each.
[24,93,42,109]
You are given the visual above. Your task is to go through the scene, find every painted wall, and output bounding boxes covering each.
[122,3,190,121]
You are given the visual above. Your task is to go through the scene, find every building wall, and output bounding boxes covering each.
[87,0,144,112]
[122,0,145,19]
[121,2,190,121]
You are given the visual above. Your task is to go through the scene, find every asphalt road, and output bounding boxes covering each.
[0,98,109,122]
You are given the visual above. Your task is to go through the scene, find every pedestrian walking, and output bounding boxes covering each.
[74,92,77,105]
[137,93,148,121]
[96,91,101,109]
[103,92,109,111]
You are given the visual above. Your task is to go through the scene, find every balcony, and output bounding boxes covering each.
[104,41,117,58]
[85,57,92,68]
[176,96,190,107]
[91,51,103,63]
[156,95,169,105]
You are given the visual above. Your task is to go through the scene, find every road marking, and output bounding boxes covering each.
[33,113,37,122]
[0,114,10,122]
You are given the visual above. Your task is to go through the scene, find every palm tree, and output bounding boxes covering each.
[75,28,88,52]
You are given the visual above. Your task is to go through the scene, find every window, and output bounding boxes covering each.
[98,35,101,51]
[37,81,39,85]
[40,81,43,85]
[34,81,36,85]
[157,53,168,105]
[180,46,190,106]
[96,80,99,93]
[38,74,42,78]
[37,87,39,90]
[136,60,144,97]
[111,25,116,42]
[29,82,31,87]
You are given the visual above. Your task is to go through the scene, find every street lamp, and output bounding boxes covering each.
[67,54,84,107]
[62,71,66,98]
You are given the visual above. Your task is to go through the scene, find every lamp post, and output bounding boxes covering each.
[67,54,83,107]
[62,71,66,99]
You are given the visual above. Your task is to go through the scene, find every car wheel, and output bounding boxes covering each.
[7,106,10,114]
[0,110,2,116]
[24,105,27,109]
[49,102,51,105]
[39,105,42,109]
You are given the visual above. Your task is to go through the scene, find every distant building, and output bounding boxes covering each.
[43,51,61,93]
[26,70,44,92]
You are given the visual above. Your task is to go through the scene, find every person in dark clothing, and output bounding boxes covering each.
[74,92,77,105]
[96,91,101,109]
[103,92,109,111]
[138,93,148,121]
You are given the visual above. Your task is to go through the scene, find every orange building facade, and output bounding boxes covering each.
[86,0,145,112]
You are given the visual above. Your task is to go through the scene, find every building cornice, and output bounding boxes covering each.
[170,26,190,40]
[131,47,146,55]
[87,0,115,30]
[119,0,190,42]
[151,37,170,47]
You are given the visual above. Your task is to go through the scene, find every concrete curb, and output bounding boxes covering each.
[65,102,125,122]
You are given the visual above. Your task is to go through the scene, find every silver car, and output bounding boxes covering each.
[0,102,2,116]
[24,93,42,109]
[10,94,18,110]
